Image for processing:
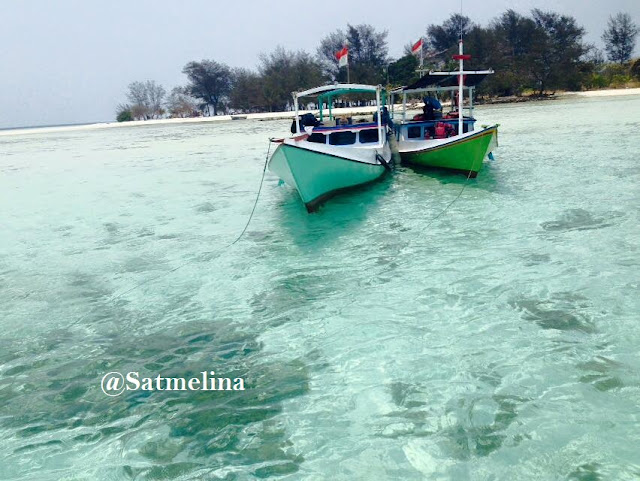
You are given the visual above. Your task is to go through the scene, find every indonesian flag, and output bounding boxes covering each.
[411,39,423,56]
[336,46,348,67]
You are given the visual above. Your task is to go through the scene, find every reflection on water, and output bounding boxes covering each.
[272,174,392,249]
[402,159,501,193]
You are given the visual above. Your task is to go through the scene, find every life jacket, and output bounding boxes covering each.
[434,122,447,139]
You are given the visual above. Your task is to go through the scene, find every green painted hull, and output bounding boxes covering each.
[400,126,498,176]
[269,143,387,211]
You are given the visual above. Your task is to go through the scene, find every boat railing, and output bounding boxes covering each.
[397,118,476,141]
[312,121,385,133]
[402,118,475,126]
[304,124,384,147]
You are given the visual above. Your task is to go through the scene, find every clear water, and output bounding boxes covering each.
[1,96,639,480]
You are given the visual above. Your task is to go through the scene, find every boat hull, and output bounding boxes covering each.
[399,125,498,177]
[268,142,388,212]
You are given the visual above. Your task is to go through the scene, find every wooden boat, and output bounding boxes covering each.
[390,40,498,177]
[268,84,392,212]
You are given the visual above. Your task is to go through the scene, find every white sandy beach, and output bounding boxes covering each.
[2,87,639,137]
[561,87,640,97]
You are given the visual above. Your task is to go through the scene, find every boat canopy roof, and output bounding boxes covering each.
[295,83,380,101]
[394,71,493,94]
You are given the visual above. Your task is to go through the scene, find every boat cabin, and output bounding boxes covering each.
[390,71,493,142]
[291,84,387,149]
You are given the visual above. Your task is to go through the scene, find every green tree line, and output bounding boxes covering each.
[117,10,639,121]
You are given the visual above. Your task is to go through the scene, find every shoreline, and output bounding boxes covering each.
[2,87,639,137]
[478,87,640,105]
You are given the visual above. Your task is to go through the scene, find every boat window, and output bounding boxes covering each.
[407,126,422,139]
[359,129,379,143]
[329,131,356,145]
[307,133,326,144]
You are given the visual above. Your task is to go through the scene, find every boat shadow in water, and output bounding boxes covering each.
[402,160,500,193]
[272,174,392,249]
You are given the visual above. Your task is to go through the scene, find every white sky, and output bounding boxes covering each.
[1,0,638,128]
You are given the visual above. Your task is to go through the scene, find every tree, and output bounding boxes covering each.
[165,86,199,118]
[387,54,419,86]
[426,14,474,60]
[631,58,640,80]
[602,13,639,64]
[585,46,605,66]
[529,9,588,94]
[493,10,537,58]
[345,24,389,84]
[116,104,133,122]
[182,60,232,116]
[464,25,497,69]
[462,26,506,96]
[316,24,389,84]
[126,81,150,119]
[125,80,165,119]
[229,68,266,113]
[146,81,166,118]
[486,10,540,95]
[260,47,324,111]
[317,30,347,81]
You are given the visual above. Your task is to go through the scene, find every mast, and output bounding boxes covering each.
[454,40,466,135]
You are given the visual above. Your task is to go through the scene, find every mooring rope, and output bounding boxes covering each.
[421,165,474,231]
[229,142,271,247]
[71,136,473,326]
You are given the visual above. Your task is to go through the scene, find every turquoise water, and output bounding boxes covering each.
[1,95,639,480]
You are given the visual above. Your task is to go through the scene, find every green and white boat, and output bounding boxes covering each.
[390,40,498,177]
[268,84,392,212]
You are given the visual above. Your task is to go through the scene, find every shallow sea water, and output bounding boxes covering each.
[1,95,640,480]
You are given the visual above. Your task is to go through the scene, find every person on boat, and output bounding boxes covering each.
[383,107,393,128]
[412,96,442,123]
[372,107,393,128]
[291,112,320,133]
[422,95,442,121]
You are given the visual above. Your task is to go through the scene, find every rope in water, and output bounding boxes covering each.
[421,165,474,231]
[228,142,271,247]
[71,134,472,325]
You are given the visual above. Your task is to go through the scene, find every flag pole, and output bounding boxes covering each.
[347,57,350,83]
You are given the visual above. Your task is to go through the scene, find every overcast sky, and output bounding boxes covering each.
[1,0,638,128]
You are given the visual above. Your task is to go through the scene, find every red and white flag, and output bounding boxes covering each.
[411,39,423,56]
[336,46,348,67]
